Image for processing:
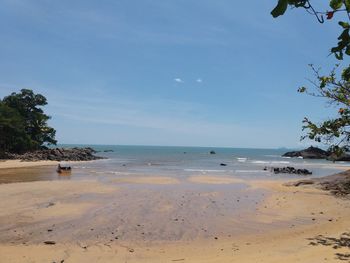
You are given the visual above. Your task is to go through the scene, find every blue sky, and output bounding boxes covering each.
[0,0,345,148]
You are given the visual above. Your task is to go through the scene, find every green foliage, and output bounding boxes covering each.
[271,1,350,153]
[272,0,350,60]
[298,65,350,150]
[0,89,57,154]
[271,0,308,18]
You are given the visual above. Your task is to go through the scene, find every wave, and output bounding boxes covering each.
[251,161,269,164]
[235,170,269,173]
[251,160,290,164]
[184,169,227,173]
[236,158,247,162]
[271,161,290,164]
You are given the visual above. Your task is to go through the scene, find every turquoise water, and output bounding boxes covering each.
[59,145,350,179]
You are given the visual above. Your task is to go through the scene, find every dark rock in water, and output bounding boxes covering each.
[220,163,227,166]
[283,146,329,159]
[266,166,312,176]
[103,149,114,152]
[3,147,104,161]
[209,150,216,155]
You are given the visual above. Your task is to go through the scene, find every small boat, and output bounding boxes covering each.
[57,164,71,174]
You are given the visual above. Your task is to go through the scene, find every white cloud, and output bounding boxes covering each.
[196,78,202,83]
[174,78,184,83]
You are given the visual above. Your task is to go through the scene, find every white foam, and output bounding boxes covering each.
[235,170,269,173]
[184,169,227,173]
[251,161,269,164]
[271,161,290,164]
[237,158,247,162]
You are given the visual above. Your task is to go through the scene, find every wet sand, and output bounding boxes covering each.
[0,167,349,262]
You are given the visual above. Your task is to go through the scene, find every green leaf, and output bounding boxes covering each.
[339,21,350,29]
[271,0,288,18]
[346,45,350,56]
[330,0,343,10]
[345,0,350,11]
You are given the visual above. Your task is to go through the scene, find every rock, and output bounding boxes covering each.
[285,170,350,198]
[3,147,104,161]
[283,146,329,159]
[220,163,227,166]
[209,151,216,155]
[283,147,350,162]
[266,166,312,175]
[103,150,114,152]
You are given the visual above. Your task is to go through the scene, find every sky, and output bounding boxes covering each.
[0,0,346,148]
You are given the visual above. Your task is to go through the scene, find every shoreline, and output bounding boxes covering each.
[0,166,349,262]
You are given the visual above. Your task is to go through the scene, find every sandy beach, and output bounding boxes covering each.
[0,162,349,263]
[0,160,59,169]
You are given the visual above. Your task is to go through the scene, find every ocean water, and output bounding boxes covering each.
[59,145,350,180]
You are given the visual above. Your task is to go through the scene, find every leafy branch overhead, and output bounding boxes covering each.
[271,1,350,153]
[272,0,350,59]
[299,65,350,152]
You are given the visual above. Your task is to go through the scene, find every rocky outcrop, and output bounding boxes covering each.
[327,153,350,162]
[286,170,350,198]
[264,166,312,175]
[209,150,216,155]
[3,147,104,161]
[283,146,350,161]
[283,146,329,159]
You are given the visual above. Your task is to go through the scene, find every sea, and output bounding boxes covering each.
[58,145,350,181]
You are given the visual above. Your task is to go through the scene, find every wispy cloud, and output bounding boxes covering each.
[174,78,184,83]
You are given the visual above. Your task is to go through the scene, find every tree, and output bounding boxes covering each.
[0,89,57,154]
[0,102,27,153]
[271,0,350,153]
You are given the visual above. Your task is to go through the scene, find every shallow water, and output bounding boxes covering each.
[0,145,348,184]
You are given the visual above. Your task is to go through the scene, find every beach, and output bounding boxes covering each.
[0,157,349,263]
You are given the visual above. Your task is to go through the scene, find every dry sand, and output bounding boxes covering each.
[0,166,349,262]
[0,160,58,169]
